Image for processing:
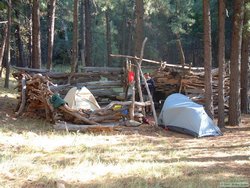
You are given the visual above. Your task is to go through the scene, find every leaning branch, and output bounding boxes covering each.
[136,38,158,126]
[15,75,26,116]
[110,54,163,65]
[110,54,205,71]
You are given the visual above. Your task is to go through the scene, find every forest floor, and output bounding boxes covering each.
[0,77,250,188]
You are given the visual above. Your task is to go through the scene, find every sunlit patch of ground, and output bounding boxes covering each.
[0,76,249,187]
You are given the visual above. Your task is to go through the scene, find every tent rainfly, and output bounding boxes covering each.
[64,87,100,111]
[158,93,222,137]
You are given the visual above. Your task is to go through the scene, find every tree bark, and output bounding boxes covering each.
[217,0,226,127]
[0,24,7,74]
[47,0,57,71]
[134,0,144,105]
[80,0,85,67]
[32,0,42,69]
[241,0,250,114]
[28,0,32,67]
[134,0,144,57]
[127,19,133,56]
[203,0,214,118]
[14,24,27,67]
[106,8,112,67]
[71,0,79,73]
[85,0,92,66]
[229,0,244,126]
[4,0,11,88]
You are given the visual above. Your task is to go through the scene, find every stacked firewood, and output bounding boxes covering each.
[13,72,54,121]
[153,66,230,116]
[13,72,150,131]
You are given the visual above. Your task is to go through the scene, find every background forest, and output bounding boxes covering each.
[0,0,238,68]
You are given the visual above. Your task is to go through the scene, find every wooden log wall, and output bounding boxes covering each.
[12,66,125,103]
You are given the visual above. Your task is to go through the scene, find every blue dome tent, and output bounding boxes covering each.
[158,93,222,137]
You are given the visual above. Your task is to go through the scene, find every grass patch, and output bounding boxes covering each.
[0,71,249,187]
[0,126,249,187]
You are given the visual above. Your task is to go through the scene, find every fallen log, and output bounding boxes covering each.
[58,105,100,125]
[12,66,49,73]
[80,80,122,87]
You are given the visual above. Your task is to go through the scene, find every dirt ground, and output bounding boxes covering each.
[1,94,250,182]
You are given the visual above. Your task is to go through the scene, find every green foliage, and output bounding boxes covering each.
[92,14,107,66]
[244,2,250,34]
[145,0,195,35]
[0,1,7,10]
[3,0,239,68]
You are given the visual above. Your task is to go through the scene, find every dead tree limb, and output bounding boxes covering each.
[136,38,158,126]
[15,75,26,116]
[110,54,163,65]
[59,105,100,125]
[110,54,205,71]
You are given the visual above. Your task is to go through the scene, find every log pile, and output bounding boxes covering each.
[153,66,230,116]
[13,72,150,132]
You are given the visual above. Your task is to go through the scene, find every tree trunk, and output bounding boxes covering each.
[241,38,249,114]
[229,0,244,126]
[28,0,32,67]
[85,0,92,66]
[127,20,132,56]
[14,24,27,67]
[4,0,11,88]
[217,0,226,127]
[32,0,41,69]
[106,8,112,67]
[203,0,214,118]
[47,0,57,71]
[241,0,250,114]
[80,0,85,67]
[134,0,144,100]
[134,0,144,57]
[71,0,79,73]
[0,24,7,74]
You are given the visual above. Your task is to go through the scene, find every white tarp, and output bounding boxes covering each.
[64,87,100,111]
[158,93,222,137]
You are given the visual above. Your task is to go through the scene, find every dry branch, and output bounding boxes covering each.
[15,75,26,116]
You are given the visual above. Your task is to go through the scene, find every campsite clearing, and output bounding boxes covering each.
[0,80,250,187]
